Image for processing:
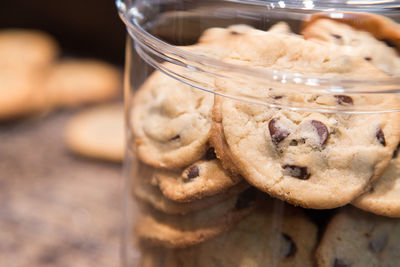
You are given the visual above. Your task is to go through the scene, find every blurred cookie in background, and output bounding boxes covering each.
[65,103,124,162]
[0,67,49,120]
[0,29,58,120]
[0,29,59,68]
[45,59,122,108]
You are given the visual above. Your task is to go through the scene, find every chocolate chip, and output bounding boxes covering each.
[364,57,372,61]
[368,187,375,194]
[235,188,257,210]
[272,95,283,100]
[393,143,400,158]
[334,95,353,105]
[230,31,241,35]
[187,165,199,179]
[280,233,297,258]
[376,127,386,146]
[204,147,217,161]
[170,135,180,141]
[369,234,388,253]
[283,165,310,179]
[334,258,349,267]
[331,34,342,40]
[311,120,329,146]
[269,118,291,145]
[289,140,298,146]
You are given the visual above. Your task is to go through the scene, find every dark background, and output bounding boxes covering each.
[0,2,124,266]
[0,0,126,66]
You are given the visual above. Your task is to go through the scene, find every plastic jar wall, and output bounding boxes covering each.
[118,0,400,266]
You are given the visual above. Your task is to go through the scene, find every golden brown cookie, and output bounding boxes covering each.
[151,152,242,203]
[135,187,259,248]
[211,28,400,209]
[209,97,242,176]
[45,59,122,107]
[304,12,400,52]
[65,103,124,162]
[352,146,400,218]
[130,25,255,170]
[0,29,59,68]
[164,201,318,267]
[0,67,48,120]
[130,66,215,170]
[302,18,400,76]
[0,29,58,120]
[133,162,249,214]
[316,207,400,267]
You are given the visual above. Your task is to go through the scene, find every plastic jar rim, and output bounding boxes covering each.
[116,0,400,94]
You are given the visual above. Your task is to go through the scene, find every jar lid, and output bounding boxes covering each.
[230,0,400,10]
[118,0,400,113]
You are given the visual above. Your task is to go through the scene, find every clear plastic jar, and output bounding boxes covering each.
[118,1,400,266]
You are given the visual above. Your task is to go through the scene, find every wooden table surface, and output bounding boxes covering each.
[0,111,122,267]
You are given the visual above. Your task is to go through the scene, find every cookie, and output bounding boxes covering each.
[65,103,124,162]
[0,29,58,120]
[352,144,400,218]
[133,162,249,214]
[151,148,242,202]
[45,59,122,107]
[210,101,243,176]
[268,21,292,34]
[164,201,318,267]
[0,67,48,120]
[197,23,290,46]
[304,12,400,52]
[302,18,400,76]
[130,24,257,170]
[134,187,259,248]
[131,67,215,169]
[211,29,400,209]
[0,29,59,68]
[177,24,254,60]
[316,207,400,267]
[199,24,253,42]
[130,23,289,170]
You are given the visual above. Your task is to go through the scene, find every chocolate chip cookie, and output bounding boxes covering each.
[131,67,215,169]
[164,201,318,266]
[130,23,277,169]
[302,18,400,76]
[135,187,259,248]
[211,29,400,209]
[151,150,242,202]
[133,162,249,214]
[304,12,400,52]
[352,143,400,218]
[316,207,400,267]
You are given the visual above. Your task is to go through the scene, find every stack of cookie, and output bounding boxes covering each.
[130,14,400,266]
[130,62,319,266]
[130,66,255,245]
